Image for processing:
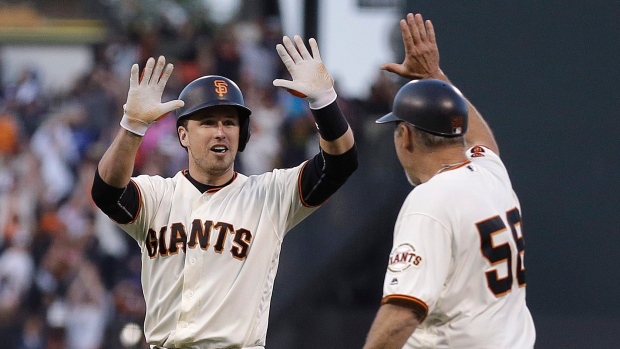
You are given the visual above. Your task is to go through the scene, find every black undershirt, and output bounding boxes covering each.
[183,170,235,193]
[91,144,357,224]
[91,101,358,224]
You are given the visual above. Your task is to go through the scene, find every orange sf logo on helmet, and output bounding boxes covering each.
[214,80,228,97]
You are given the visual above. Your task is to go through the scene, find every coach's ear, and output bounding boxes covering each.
[395,122,415,153]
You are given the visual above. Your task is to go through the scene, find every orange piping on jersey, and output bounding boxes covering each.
[105,180,143,225]
[382,294,429,321]
[127,179,142,225]
[297,160,323,208]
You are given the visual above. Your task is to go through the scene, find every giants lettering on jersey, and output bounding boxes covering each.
[388,243,423,272]
[145,219,252,260]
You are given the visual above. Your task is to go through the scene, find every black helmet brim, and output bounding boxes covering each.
[375,112,401,124]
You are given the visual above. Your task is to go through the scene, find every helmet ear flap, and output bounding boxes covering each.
[238,115,251,152]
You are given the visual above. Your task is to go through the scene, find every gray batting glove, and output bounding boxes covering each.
[273,35,337,109]
[120,56,184,136]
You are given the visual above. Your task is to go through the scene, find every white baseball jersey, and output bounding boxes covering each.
[118,162,317,348]
[382,145,535,348]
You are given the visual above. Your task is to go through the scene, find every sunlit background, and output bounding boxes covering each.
[0,0,618,348]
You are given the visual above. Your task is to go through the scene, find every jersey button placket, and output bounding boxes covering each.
[177,204,203,332]
[178,195,212,332]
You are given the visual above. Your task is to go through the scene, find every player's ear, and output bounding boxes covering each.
[178,125,189,147]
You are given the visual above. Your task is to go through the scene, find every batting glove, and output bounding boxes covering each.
[273,35,337,109]
[120,56,184,136]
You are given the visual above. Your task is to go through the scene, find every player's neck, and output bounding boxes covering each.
[187,167,235,187]
[185,170,236,193]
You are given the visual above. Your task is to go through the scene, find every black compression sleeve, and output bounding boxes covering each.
[91,169,140,224]
[300,144,358,207]
[311,100,350,141]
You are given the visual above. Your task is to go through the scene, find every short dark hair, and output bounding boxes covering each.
[399,122,465,150]
[179,118,189,130]
[413,125,465,149]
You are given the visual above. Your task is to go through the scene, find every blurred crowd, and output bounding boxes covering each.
[0,13,400,349]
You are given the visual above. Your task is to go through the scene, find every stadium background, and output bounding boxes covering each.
[0,0,618,348]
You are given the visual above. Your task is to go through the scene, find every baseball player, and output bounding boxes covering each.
[91,35,357,348]
[362,13,535,348]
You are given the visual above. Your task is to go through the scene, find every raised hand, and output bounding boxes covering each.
[381,13,441,80]
[121,56,184,136]
[273,35,336,109]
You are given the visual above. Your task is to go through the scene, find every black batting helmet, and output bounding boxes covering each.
[376,79,468,137]
[176,75,252,152]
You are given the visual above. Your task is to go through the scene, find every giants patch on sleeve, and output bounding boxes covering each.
[388,243,423,272]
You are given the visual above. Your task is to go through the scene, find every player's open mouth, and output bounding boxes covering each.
[211,146,228,154]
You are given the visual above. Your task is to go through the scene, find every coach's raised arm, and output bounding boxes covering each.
[363,12,535,349]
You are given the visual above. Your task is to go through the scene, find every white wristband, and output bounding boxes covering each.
[309,87,337,110]
[120,113,150,136]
